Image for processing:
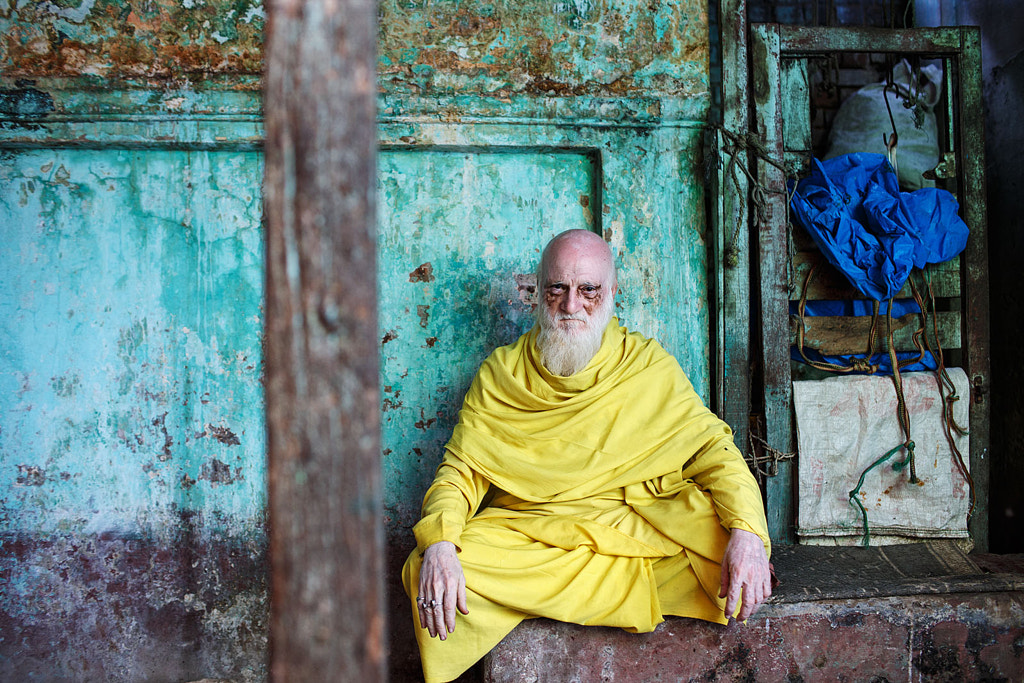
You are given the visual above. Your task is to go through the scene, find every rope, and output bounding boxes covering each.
[793,263,884,374]
[793,260,970,545]
[715,126,795,268]
[848,440,917,547]
[908,272,976,522]
[746,432,797,486]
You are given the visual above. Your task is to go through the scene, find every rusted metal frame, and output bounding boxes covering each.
[751,24,796,544]
[718,0,751,456]
[955,26,991,551]
[264,0,386,679]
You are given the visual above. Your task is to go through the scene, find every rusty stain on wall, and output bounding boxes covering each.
[377,0,709,101]
[409,262,435,282]
[0,0,263,83]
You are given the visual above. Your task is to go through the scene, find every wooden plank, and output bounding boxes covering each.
[957,27,991,551]
[778,25,964,55]
[264,0,386,680]
[790,311,961,355]
[751,24,795,544]
[789,253,962,301]
[720,0,751,454]
[781,58,811,155]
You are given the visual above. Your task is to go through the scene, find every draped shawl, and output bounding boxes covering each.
[405,319,769,683]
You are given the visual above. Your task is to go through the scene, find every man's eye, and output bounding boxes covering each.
[547,285,566,294]
[580,287,599,298]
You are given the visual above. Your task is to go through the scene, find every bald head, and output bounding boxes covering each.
[538,230,617,292]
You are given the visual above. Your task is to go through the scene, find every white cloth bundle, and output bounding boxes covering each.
[794,369,971,547]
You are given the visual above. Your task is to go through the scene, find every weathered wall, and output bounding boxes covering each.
[487,592,1024,681]
[0,2,267,681]
[375,2,715,679]
[3,0,718,680]
[0,0,262,80]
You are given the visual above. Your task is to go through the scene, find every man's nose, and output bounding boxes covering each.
[561,290,583,314]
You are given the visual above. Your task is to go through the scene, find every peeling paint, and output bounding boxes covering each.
[15,465,46,487]
[0,86,56,117]
[378,0,709,102]
[416,304,430,328]
[409,262,435,283]
[0,146,266,678]
[0,0,263,82]
[197,424,242,446]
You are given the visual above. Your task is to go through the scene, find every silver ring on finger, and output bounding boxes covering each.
[429,599,438,608]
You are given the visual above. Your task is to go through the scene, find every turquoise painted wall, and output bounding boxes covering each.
[1,2,268,681]
[0,149,265,532]
[375,2,714,677]
[1,0,715,680]
[378,148,597,531]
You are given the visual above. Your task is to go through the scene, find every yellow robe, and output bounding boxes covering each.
[403,319,770,683]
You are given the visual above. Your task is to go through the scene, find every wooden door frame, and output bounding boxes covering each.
[739,23,991,547]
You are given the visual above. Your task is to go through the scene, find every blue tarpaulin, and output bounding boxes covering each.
[789,153,969,302]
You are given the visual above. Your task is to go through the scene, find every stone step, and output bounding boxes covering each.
[483,548,1024,682]
[484,591,1024,682]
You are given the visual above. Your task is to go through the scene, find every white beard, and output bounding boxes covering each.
[535,299,614,376]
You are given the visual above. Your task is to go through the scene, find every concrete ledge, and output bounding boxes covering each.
[484,592,1024,682]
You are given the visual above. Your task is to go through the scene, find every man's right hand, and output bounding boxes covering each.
[417,541,469,640]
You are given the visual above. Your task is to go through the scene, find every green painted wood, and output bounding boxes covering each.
[774,25,964,54]
[781,58,811,157]
[751,23,796,545]
[719,0,753,454]
[956,27,991,551]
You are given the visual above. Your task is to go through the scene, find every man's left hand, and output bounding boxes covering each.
[718,528,772,622]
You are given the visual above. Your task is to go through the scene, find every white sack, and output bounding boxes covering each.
[794,368,971,546]
[826,60,944,191]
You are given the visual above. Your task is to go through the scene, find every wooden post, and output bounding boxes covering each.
[719,0,752,461]
[750,24,796,544]
[264,0,384,680]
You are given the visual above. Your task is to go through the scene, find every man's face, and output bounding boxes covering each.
[540,246,616,335]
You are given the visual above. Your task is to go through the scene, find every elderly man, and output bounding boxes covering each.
[403,229,771,683]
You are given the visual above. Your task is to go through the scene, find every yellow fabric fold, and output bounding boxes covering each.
[404,319,770,683]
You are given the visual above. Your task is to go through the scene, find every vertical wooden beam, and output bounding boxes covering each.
[264,0,385,680]
[720,0,751,454]
[957,26,991,551]
[750,24,795,544]
[781,58,811,171]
